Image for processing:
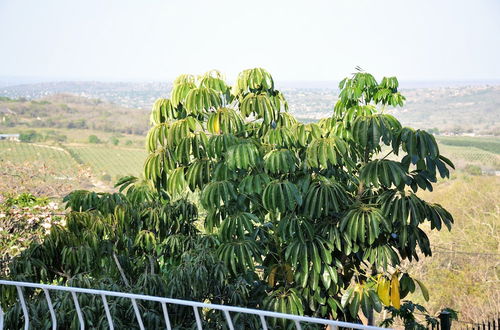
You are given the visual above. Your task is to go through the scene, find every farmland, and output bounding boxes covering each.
[0,141,78,172]
[0,141,146,196]
[67,145,146,179]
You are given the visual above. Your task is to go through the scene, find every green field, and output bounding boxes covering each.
[436,136,500,154]
[0,141,78,172]
[67,145,146,178]
[1,136,498,190]
[0,141,147,183]
[438,144,500,170]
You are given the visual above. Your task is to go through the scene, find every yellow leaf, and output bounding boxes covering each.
[390,274,400,309]
[377,277,391,306]
[213,114,220,134]
[284,264,293,283]
[268,265,278,287]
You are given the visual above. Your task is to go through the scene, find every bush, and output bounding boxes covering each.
[19,130,42,142]
[110,136,120,146]
[88,135,101,144]
[463,164,482,176]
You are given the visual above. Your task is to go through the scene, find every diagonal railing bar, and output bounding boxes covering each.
[43,288,57,330]
[71,291,84,330]
[101,294,114,330]
[161,301,172,330]
[0,280,389,330]
[15,286,29,330]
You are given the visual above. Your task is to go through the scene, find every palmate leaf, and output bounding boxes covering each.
[240,93,279,124]
[338,72,378,104]
[150,98,177,124]
[276,112,297,127]
[201,180,237,210]
[362,245,400,270]
[263,126,297,148]
[146,117,202,152]
[352,114,401,150]
[287,236,336,291]
[207,107,244,135]
[262,288,304,325]
[426,202,453,231]
[319,119,353,141]
[238,173,271,195]
[144,152,166,184]
[306,136,348,169]
[264,149,297,175]
[184,87,222,114]
[226,142,261,170]
[293,124,313,147]
[302,176,348,219]
[340,105,377,124]
[185,159,211,191]
[395,127,440,160]
[360,159,407,188]
[212,161,237,181]
[219,212,259,241]
[401,154,455,187]
[340,206,390,244]
[232,67,274,97]
[262,180,302,213]
[171,81,196,107]
[199,70,230,94]
[217,239,259,274]
[167,167,187,196]
[207,133,238,158]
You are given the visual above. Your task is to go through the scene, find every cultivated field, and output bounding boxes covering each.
[0,141,78,172]
[67,145,146,179]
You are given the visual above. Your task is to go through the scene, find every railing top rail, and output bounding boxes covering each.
[0,279,388,330]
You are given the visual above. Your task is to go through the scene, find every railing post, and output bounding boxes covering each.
[439,311,451,330]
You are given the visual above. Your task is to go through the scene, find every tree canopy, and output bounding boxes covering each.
[1,68,454,329]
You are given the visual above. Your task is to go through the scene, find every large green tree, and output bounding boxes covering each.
[2,68,454,329]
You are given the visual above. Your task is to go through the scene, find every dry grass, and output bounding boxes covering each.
[408,174,500,323]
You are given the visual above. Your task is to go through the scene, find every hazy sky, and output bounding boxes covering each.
[0,0,499,82]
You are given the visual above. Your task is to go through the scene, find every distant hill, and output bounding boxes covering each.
[0,93,150,135]
[1,82,499,135]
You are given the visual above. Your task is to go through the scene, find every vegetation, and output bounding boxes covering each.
[67,145,146,178]
[0,68,457,329]
[436,136,500,154]
[410,174,499,323]
[0,141,146,184]
[0,93,150,135]
[0,141,78,172]
[88,134,102,144]
[0,193,63,272]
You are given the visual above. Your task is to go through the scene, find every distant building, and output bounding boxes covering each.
[0,134,20,141]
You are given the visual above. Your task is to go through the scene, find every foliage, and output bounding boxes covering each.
[2,68,455,328]
[88,134,101,144]
[110,136,120,146]
[67,145,146,178]
[409,174,499,323]
[437,136,500,155]
[0,193,63,273]
[19,130,43,142]
[463,164,482,176]
[380,301,438,329]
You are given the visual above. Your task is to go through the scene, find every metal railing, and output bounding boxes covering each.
[0,280,387,330]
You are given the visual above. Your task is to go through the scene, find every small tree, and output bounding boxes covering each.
[2,68,454,328]
[143,68,453,320]
[88,134,101,144]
